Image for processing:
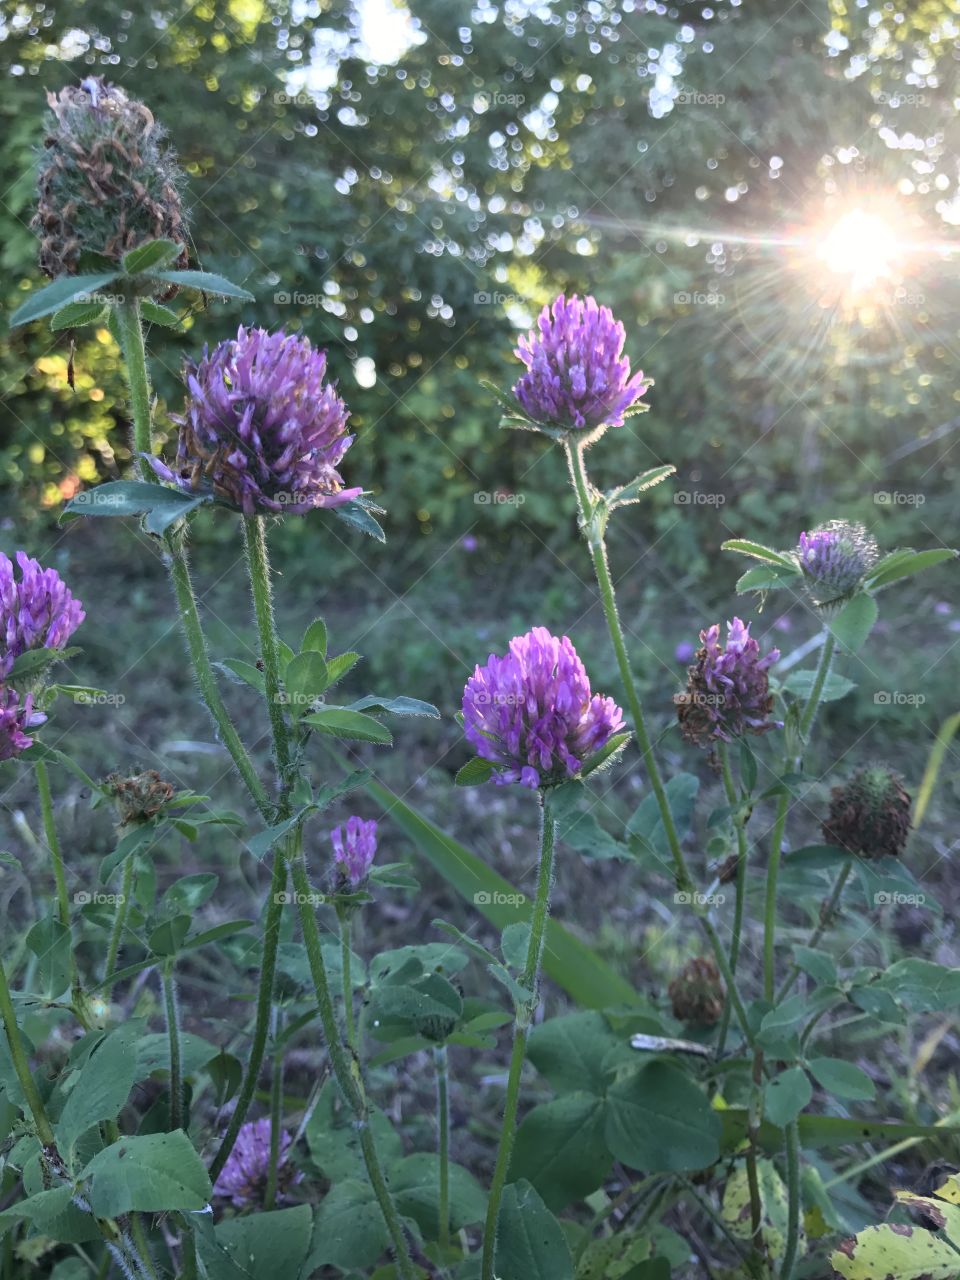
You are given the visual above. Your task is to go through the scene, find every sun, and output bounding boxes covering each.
[817,208,901,292]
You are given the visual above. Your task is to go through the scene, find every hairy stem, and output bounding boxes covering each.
[480,792,557,1280]
[338,910,356,1051]
[0,957,54,1147]
[434,1043,450,1254]
[716,742,749,1057]
[114,298,156,480]
[35,760,70,931]
[776,859,853,1003]
[104,855,135,999]
[242,517,291,786]
[264,1007,284,1210]
[162,964,183,1131]
[780,1119,801,1280]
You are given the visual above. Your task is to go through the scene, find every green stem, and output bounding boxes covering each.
[290,857,416,1280]
[0,958,55,1147]
[764,630,836,999]
[162,964,183,1131]
[180,1229,197,1280]
[716,742,749,1057]
[776,859,853,1003]
[338,910,356,1051]
[114,298,156,481]
[35,760,70,930]
[104,855,135,998]
[565,442,688,890]
[167,546,272,820]
[480,792,557,1280]
[264,1008,284,1210]
[208,847,286,1182]
[780,1120,801,1280]
[435,1043,450,1254]
[242,517,291,785]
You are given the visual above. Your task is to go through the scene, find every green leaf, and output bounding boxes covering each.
[719,1110,960,1155]
[807,1057,876,1102]
[829,593,879,653]
[494,1180,573,1280]
[9,272,121,328]
[57,1023,140,1165]
[831,1206,960,1280]
[26,913,71,998]
[284,651,329,715]
[455,756,495,786]
[347,694,440,719]
[99,821,157,883]
[865,547,958,592]
[579,730,631,779]
[306,1080,403,1181]
[527,1011,621,1095]
[201,1205,313,1280]
[308,1179,390,1272]
[149,914,191,956]
[301,618,327,655]
[876,958,960,1012]
[792,946,838,987]
[0,1186,99,1244]
[324,650,361,688]
[764,1066,812,1128]
[510,1094,612,1210]
[605,1063,721,1171]
[782,669,856,703]
[358,770,642,1008]
[333,495,387,542]
[139,300,184,329]
[785,844,851,873]
[214,659,266,694]
[244,810,306,862]
[303,707,392,744]
[391,1153,486,1237]
[608,465,676,505]
[64,480,210,534]
[152,268,254,300]
[556,806,629,860]
[501,922,531,971]
[81,1131,212,1215]
[736,562,804,594]
[626,773,699,867]
[50,300,108,331]
[122,239,182,275]
[7,646,80,683]
[722,539,801,572]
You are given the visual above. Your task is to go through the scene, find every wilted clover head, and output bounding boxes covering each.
[675,617,779,748]
[822,765,912,860]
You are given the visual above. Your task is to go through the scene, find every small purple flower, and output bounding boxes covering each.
[331,816,377,888]
[513,294,647,432]
[149,326,363,516]
[675,618,779,747]
[797,520,878,607]
[214,1118,300,1208]
[0,686,45,762]
[0,551,84,678]
[463,626,624,788]
[674,641,696,665]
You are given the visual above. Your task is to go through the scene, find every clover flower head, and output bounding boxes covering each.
[462,626,624,788]
[669,956,725,1026]
[0,551,85,679]
[149,326,362,516]
[675,617,779,747]
[213,1118,300,1208]
[822,765,911,860]
[331,816,378,888]
[105,770,176,826]
[0,687,44,762]
[512,294,647,433]
[797,520,878,607]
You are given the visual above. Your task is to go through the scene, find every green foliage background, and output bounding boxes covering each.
[1,0,958,582]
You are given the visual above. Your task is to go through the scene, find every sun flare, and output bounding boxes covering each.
[818,208,901,291]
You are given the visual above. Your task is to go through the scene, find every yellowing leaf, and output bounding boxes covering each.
[832,1204,960,1280]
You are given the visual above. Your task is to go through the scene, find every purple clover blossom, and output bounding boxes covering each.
[0,686,45,762]
[797,520,878,607]
[0,551,85,679]
[675,617,780,747]
[213,1118,300,1208]
[331,816,378,888]
[149,326,363,516]
[462,627,624,788]
[513,294,648,433]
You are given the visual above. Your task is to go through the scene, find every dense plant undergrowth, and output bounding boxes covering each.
[0,74,958,1280]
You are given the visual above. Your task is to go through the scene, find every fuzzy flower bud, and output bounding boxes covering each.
[213,1118,301,1208]
[33,79,187,279]
[104,770,176,825]
[0,552,85,679]
[822,765,912,860]
[669,957,725,1026]
[513,294,647,433]
[149,326,362,516]
[331,816,378,888]
[462,626,624,788]
[0,687,45,762]
[674,618,779,747]
[797,520,878,608]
